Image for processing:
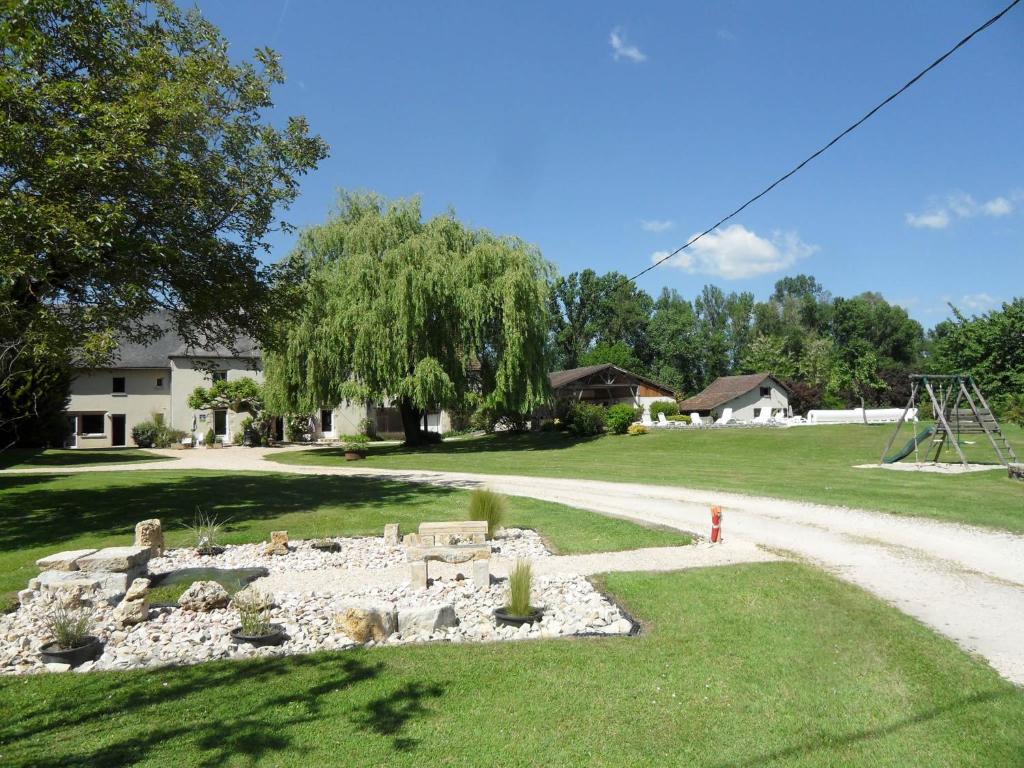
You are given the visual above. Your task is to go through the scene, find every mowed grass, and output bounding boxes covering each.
[2,562,1022,767]
[0,470,689,610]
[271,423,1024,532]
[0,447,172,470]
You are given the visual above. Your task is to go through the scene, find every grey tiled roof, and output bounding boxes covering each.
[94,313,260,369]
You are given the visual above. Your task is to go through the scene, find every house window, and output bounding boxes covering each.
[80,414,105,435]
[213,409,227,437]
[320,409,333,433]
[112,376,126,394]
[211,371,227,382]
[753,408,762,418]
[759,386,771,398]
[156,377,164,388]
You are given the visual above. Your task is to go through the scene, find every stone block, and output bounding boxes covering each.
[397,604,459,635]
[383,523,400,546]
[402,533,420,547]
[124,577,151,602]
[113,596,149,627]
[134,519,164,557]
[472,559,490,588]
[334,604,396,643]
[35,549,97,572]
[76,546,152,575]
[418,521,488,544]
[1009,463,1023,481]
[406,544,491,564]
[409,561,428,589]
[35,570,128,604]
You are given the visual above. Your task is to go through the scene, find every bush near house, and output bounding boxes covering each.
[605,404,640,434]
[131,414,187,448]
[649,401,679,420]
[567,403,606,436]
[667,414,691,424]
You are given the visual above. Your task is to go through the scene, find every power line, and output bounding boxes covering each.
[628,0,1020,284]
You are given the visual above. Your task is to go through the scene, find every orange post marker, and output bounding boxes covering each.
[710,506,722,543]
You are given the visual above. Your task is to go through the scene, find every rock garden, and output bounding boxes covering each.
[1,491,635,675]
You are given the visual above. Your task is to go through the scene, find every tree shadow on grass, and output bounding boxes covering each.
[2,651,446,767]
[0,448,171,470]
[0,472,456,551]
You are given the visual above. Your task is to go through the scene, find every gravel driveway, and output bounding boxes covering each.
[6,446,1024,685]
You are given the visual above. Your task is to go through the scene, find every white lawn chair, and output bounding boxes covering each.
[715,407,735,426]
[657,412,670,427]
[640,409,654,426]
[690,413,703,427]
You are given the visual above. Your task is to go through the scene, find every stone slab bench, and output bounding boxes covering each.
[412,520,488,546]
[405,521,491,589]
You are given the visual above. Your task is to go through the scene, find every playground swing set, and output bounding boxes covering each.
[879,374,1017,468]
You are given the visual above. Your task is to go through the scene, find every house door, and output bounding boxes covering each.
[111,415,126,447]
[214,409,227,438]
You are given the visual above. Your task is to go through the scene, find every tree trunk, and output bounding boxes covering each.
[398,398,425,446]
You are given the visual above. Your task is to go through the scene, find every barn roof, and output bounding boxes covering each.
[548,363,674,396]
[678,373,788,411]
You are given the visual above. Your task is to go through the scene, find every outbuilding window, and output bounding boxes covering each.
[759,386,771,398]
[112,376,126,394]
[80,414,105,434]
[211,370,227,382]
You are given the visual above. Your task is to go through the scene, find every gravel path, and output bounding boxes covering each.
[5,446,1023,685]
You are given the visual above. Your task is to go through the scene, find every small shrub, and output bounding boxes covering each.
[468,489,506,538]
[606,404,639,434]
[204,427,216,447]
[43,603,93,649]
[131,421,160,448]
[506,560,533,617]
[184,508,228,554]
[133,414,187,448]
[234,589,272,636]
[284,414,311,442]
[341,434,370,453]
[567,402,606,436]
[649,401,679,420]
[358,416,377,439]
[667,414,691,424]
[538,419,558,432]
[627,423,649,435]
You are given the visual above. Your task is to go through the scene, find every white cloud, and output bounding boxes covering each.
[958,292,1002,312]
[610,28,647,63]
[653,224,818,280]
[640,219,673,233]
[906,189,1015,229]
[905,210,950,229]
[717,29,737,41]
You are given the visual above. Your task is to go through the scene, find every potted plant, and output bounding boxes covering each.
[494,560,543,627]
[204,427,219,449]
[342,434,370,461]
[39,604,102,667]
[185,508,228,556]
[230,589,285,647]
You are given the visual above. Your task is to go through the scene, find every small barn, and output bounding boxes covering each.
[678,373,790,421]
[548,364,675,418]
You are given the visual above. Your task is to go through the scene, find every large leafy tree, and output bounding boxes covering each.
[264,193,553,445]
[0,0,328,377]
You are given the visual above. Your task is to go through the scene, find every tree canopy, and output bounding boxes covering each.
[264,192,553,444]
[0,0,328,368]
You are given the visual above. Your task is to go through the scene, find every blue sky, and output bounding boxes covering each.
[194,1,1022,327]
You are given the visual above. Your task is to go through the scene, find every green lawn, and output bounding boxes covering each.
[0,470,689,610]
[0,447,172,470]
[271,424,1024,532]
[2,562,1022,767]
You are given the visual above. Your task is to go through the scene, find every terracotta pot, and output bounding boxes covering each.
[344,451,365,461]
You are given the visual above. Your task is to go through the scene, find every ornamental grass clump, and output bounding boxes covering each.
[468,489,506,538]
[184,508,228,555]
[234,589,273,636]
[43,603,93,650]
[506,560,534,618]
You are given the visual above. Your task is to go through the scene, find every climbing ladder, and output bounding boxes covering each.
[880,374,1017,467]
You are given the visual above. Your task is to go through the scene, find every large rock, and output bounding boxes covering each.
[113,595,149,627]
[264,530,289,556]
[383,523,400,546]
[334,604,396,643]
[134,519,164,557]
[177,580,230,612]
[124,577,151,602]
[76,546,152,576]
[35,549,97,571]
[397,604,459,635]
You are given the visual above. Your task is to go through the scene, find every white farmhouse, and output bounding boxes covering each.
[678,373,790,422]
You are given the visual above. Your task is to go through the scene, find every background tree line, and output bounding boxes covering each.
[549,270,1023,418]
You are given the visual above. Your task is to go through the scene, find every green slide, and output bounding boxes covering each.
[883,425,936,463]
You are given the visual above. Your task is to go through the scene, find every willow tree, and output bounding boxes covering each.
[264,192,553,445]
